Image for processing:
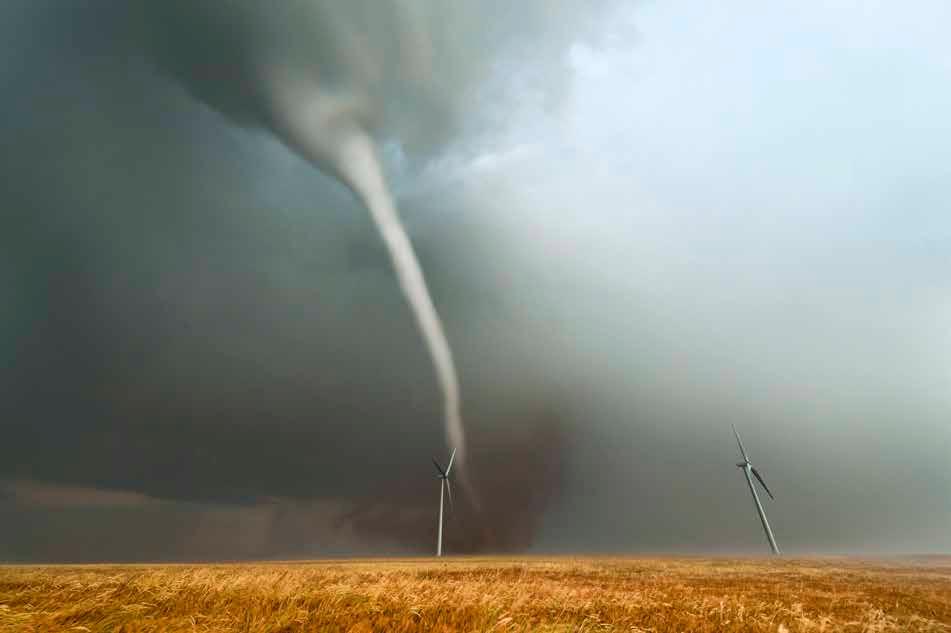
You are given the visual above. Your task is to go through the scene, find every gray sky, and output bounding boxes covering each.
[1,1,949,561]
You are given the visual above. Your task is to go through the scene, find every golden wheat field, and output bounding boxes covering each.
[0,557,948,632]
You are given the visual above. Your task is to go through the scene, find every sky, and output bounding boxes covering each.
[1,1,949,561]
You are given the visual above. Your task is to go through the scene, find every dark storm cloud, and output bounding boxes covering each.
[0,0,606,560]
[138,0,613,157]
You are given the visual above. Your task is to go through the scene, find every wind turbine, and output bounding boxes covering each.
[432,448,455,557]
[732,424,780,555]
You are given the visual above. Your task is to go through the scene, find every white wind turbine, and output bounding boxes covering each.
[732,424,781,555]
[432,448,455,557]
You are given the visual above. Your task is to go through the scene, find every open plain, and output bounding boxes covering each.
[1,557,948,632]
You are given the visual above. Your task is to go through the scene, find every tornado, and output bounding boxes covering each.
[140,0,599,506]
[264,73,473,499]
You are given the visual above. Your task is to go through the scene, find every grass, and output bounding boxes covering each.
[0,557,949,632]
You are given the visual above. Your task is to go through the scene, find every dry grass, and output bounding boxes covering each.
[1,557,949,632]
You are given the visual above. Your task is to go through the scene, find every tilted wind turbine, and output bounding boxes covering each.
[732,424,780,555]
[432,448,455,557]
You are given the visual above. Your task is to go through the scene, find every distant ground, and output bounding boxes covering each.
[0,557,949,632]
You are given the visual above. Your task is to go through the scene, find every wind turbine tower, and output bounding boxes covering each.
[732,425,781,555]
[432,448,455,557]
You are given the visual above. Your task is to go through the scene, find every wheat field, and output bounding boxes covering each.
[0,557,948,632]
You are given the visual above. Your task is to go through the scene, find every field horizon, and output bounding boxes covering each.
[3,552,949,566]
[1,555,949,632]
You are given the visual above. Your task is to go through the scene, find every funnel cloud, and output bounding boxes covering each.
[138,0,611,494]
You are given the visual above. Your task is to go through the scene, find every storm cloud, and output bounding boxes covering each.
[1,1,949,561]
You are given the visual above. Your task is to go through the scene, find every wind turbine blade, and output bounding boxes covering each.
[732,424,750,463]
[751,467,775,500]
[432,458,446,477]
[445,448,456,476]
[445,478,454,513]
